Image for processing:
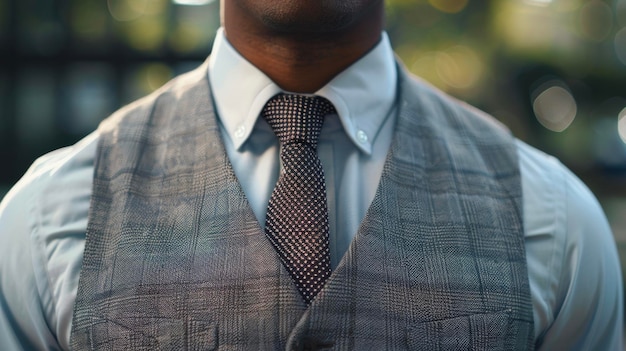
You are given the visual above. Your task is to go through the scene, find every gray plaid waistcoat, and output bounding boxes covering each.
[70,59,534,350]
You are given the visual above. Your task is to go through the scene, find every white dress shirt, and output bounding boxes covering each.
[0,28,622,350]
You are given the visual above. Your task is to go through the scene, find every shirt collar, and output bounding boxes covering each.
[208,27,397,155]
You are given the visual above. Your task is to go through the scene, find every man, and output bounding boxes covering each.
[0,0,622,349]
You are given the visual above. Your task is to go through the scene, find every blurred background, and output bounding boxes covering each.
[0,0,625,315]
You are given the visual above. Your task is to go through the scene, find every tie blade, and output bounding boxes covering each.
[262,94,335,305]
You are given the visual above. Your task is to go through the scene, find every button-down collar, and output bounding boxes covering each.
[208,28,397,155]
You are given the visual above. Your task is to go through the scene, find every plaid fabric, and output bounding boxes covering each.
[70,60,534,350]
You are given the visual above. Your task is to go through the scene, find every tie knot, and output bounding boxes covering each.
[262,94,335,148]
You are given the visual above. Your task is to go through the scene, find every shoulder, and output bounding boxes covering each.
[516,139,612,241]
[0,131,98,238]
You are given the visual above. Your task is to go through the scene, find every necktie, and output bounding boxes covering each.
[262,93,335,305]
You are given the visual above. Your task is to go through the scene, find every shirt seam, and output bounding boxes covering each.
[539,158,568,343]
[29,175,61,345]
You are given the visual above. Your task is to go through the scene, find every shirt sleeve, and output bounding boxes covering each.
[0,133,97,351]
[539,165,623,350]
[518,141,624,350]
[0,155,64,350]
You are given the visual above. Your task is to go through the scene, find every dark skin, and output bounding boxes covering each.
[221,0,386,93]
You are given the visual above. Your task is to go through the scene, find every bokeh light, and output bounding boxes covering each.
[107,0,148,22]
[615,27,626,65]
[125,63,174,99]
[532,82,578,132]
[619,107,626,143]
[579,0,614,42]
[492,0,581,55]
[121,15,167,51]
[435,46,483,90]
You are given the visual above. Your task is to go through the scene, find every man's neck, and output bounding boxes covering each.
[222,2,384,93]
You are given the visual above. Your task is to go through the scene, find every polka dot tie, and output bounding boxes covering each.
[262,93,335,305]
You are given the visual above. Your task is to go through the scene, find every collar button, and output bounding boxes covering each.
[234,125,246,139]
[356,130,368,144]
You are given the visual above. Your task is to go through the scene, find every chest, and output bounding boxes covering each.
[70,73,534,350]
